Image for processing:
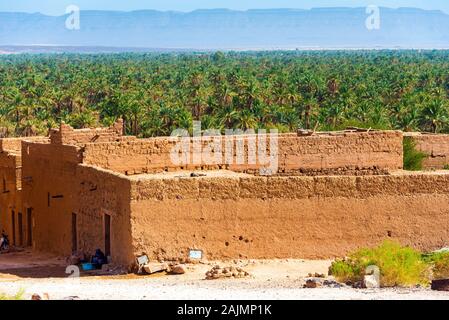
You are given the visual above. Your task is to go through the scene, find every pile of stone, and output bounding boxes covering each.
[205,265,250,280]
[302,274,348,289]
[143,262,187,275]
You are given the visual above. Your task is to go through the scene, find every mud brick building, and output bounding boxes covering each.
[1,121,449,267]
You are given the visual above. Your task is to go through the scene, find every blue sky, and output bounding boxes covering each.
[0,0,448,15]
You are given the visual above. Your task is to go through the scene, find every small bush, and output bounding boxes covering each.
[329,241,431,287]
[0,289,24,300]
[423,251,449,280]
[403,137,427,171]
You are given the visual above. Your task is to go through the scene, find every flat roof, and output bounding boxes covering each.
[126,169,449,181]
[127,170,254,181]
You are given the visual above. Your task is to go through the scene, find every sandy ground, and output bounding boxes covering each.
[1,250,449,300]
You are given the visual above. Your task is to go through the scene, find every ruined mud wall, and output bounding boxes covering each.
[406,133,449,169]
[21,141,82,255]
[75,165,134,265]
[50,121,127,146]
[82,131,403,176]
[129,172,449,262]
[0,137,48,153]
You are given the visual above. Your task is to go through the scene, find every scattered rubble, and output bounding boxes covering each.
[170,264,187,275]
[143,263,169,275]
[205,265,250,280]
[304,279,321,288]
[302,276,348,289]
[307,273,325,278]
[31,293,50,300]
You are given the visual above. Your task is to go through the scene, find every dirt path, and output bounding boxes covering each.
[1,251,449,300]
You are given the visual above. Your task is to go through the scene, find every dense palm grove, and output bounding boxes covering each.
[0,50,448,137]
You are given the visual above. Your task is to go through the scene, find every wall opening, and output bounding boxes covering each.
[11,210,15,246]
[26,208,33,247]
[71,213,77,253]
[18,212,23,247]
[104,214,111,257]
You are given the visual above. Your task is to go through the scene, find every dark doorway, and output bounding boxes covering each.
[71,213,77,253]
[11,211,15,246]
[26,208,33,247]
[18,212,23,246]
[104,214,111,257]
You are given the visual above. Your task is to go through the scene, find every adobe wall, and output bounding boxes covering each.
[0,151,22,244]
[21,141,83,255]
[82,131,403,176]
[129,172,449,262]
[0,137,47,246]
[20,137,133,263]
[406,133,449,169]
[74,165,134,266]
[49,120,127,146]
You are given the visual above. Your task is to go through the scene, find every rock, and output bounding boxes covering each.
[323,279,346,288]
[63,296,81,300]
[171,264,186,275]
[431,279,449,291]
[143,263,169,274]
[307,272,325,278]
[205,265,250,280]
[304,279,322,289]
[31,294,42,300]
[363,274,380,289]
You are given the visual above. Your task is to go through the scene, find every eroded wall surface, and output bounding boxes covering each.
[0,151,22,245]
[0,138,47,247]
[49,121,126,145]
[129,172,449,262]
[21,141,82,255]
[75,165,134,265]
[82,131,403,176]
[406,133,449,169]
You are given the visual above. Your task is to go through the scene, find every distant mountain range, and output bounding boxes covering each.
[0,7,448,51]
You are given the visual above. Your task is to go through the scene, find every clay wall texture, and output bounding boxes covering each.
[0,137,47,247]
[82,131,403,176]
[129,172,449,262]
[74,165,134,265]
[2,123,449,267]
[21,141,82,254]
[49,121,127,145]
[0,151,22,245]
[406,133,449,169]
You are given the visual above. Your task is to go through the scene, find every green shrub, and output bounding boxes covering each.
[423,251,449,280]
[329,241,431,287]
[403,137,427,171]
[0,289,24,300]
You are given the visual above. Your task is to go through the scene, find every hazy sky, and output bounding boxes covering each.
[0,0,448,15]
